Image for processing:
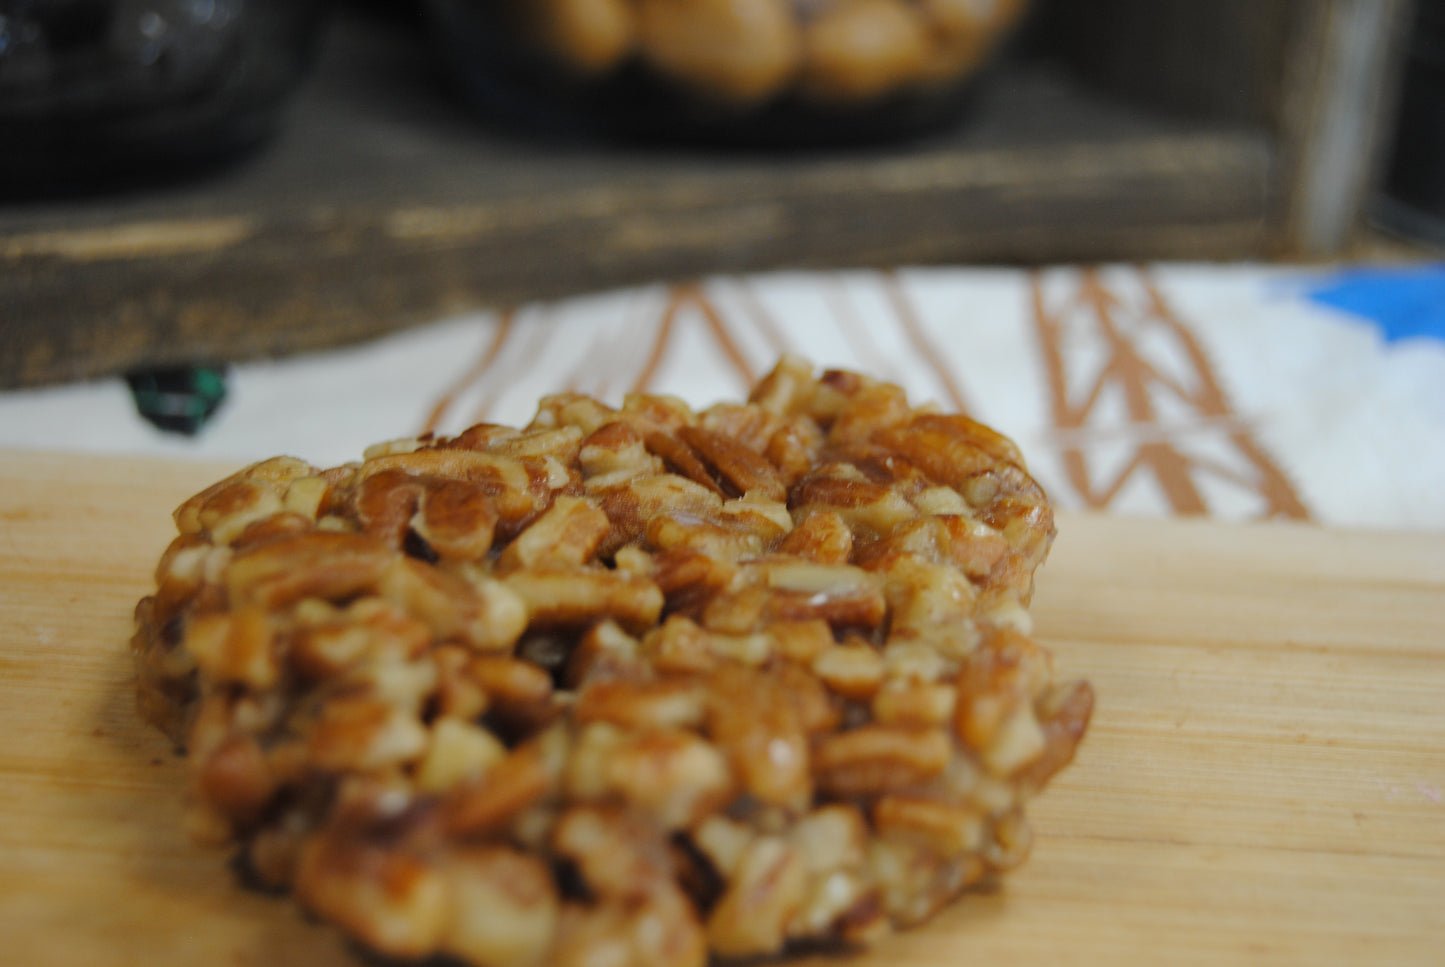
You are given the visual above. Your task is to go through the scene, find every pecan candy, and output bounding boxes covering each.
[132,356,1092,966]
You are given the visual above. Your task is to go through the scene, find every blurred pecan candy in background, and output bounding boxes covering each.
[424,0,1032,144]
[132,356,1092,966]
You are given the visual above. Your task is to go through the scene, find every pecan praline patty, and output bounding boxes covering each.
[133,356,1092,966]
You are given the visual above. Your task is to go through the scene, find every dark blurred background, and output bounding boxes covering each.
[0,0,1437,390]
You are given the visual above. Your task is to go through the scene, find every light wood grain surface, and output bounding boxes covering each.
[1,449,1442,966]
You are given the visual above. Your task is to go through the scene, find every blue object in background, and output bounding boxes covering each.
[1303,265,1445,345]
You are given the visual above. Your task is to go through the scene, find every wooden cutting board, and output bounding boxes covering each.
[1,449,1442,966]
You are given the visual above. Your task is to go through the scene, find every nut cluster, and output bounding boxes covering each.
[133,356,1091,966]
[512,0,1028,105]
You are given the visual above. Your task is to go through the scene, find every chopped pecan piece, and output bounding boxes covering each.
[442,845,559,967]
[706,835,809,958]
[503,569,664,634]
[226,532,394,610]
[497,496,610,573]
[812,726,952,796]
[294,831,449,960]
[678,424,787,501]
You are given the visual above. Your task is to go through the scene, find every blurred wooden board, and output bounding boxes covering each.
[1,449,1442,965]
[0,7,1273,388]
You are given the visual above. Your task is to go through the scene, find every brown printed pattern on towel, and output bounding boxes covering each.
[1030,269,1309,521]
[419,269,1310,522]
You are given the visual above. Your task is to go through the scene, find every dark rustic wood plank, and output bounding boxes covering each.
[0,7,1274,389]
[1042,0,1296,127]
[1043,0,1413,255]
[1275,0,1414,254]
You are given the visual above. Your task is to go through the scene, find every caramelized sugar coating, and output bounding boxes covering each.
[133,356,1091,966]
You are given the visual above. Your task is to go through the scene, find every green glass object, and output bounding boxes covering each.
[126,366,228,436]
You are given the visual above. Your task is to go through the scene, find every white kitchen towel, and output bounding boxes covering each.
[3,263,1442,530]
